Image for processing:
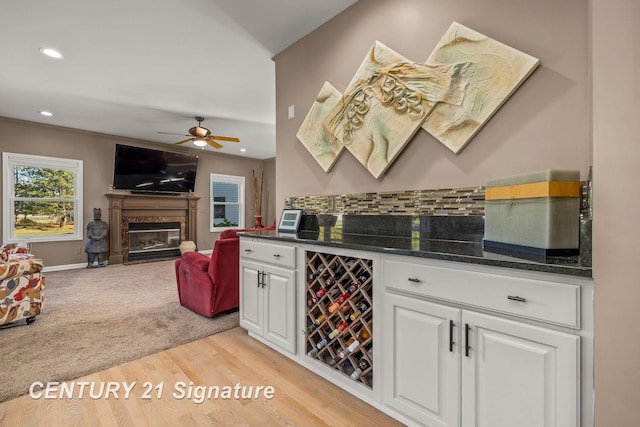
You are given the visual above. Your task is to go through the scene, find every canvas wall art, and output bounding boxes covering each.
[422,22,540,153]
[296,22,540,177]
[296,81,345,172]
[324,41,465,178]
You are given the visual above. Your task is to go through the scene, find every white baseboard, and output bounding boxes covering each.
[43,263,88,272]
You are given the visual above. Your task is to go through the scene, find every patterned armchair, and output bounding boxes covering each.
[0,243,45,326]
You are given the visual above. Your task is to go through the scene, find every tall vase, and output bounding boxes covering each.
[253,215,264,229]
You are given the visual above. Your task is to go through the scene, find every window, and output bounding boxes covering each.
[3,152,83,243]
[210,173,244,232]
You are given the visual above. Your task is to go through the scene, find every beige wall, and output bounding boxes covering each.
[274,0,591,215]
[0,117,275,267]
[592,0,640,425]
[273,0,640,425]
[262,157,277,227]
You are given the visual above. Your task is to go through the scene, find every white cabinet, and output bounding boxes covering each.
[383,255,583,427]
[461,311,579,427]
[239,238,297,354]
[384,293,460,427]
[239,259,262,333]
[237,238,592,427]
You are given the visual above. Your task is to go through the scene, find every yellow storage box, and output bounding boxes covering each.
[483,169,581,259]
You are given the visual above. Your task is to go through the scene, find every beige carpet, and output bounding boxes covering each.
[0,259,239,403]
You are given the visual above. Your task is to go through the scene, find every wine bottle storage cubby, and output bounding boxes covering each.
[304,251,374,388]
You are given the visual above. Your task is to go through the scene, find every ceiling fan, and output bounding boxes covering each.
[158,116,240,149]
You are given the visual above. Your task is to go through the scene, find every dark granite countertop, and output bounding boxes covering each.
[239,229,592,278]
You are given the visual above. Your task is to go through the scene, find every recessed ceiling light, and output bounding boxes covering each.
[39,47,63,59]
[240,148,247,152]
[39,111,54,117]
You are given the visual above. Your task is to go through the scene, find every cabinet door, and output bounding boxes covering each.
[263,264,297,354]
[239,259,263,336]
[384,293,461,427]
[461,311,579,427]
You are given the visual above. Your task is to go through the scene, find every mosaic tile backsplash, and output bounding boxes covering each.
[286,181,590,217]
[285,186,486,216]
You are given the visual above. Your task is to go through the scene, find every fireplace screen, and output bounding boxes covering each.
[128,222,181,262]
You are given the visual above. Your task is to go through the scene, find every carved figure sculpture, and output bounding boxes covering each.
[85,208,108,268]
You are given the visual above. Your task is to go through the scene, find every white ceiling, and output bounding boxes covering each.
[0,0,357,159]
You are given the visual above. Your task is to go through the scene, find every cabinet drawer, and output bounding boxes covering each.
[240,239,296,269]
[383,257,580,328]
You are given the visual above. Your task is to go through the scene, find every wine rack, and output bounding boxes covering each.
[304,250,374,388]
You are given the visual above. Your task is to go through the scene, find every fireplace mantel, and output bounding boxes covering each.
[106,193,199,264]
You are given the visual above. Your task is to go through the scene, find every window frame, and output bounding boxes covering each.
[2,152,84,243]
[210,173,245,232]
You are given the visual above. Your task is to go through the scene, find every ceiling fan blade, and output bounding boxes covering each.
[157,131,190,136]
[211,135,240,142]
[206,139,224,149]
[175,138,194,145]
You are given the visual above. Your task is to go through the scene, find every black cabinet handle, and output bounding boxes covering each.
[407,277,421,283]
[273,254,281,258]
[244,249,253,253]
[507,295,527,303]
[465,324,471,357]
[257,271,266,288]
[449,320,455,352]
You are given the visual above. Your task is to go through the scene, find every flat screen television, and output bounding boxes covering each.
[112,144,199,194]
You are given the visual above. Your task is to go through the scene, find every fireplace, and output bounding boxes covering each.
[127,222,181,262]
[106,193,199,264]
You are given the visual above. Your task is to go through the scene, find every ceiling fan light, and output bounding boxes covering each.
[193,138,207,147]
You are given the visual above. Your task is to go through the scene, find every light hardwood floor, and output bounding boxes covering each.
[0,327,404,426]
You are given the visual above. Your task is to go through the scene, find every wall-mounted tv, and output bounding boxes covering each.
[112,144,199,194]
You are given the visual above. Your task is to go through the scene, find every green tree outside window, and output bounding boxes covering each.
[3,153,83,242]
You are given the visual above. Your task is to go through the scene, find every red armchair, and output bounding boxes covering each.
[175,225,274,317]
